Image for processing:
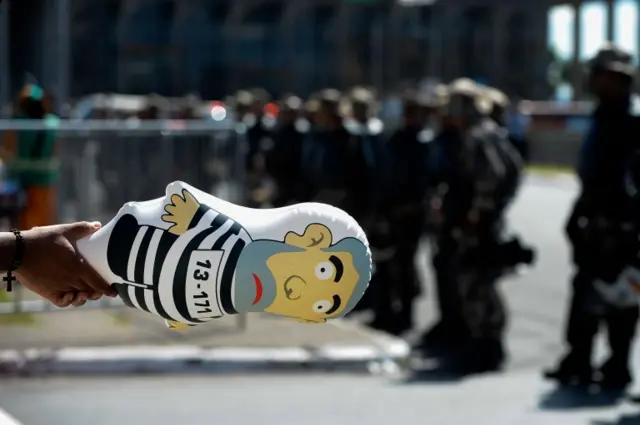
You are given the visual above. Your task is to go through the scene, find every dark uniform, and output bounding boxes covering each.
[457,116,526,371]
[266,94,311,206]
[486,89,530,163]
[545,46,639,389]
[368,90,432,334]
[301,89,380,220]
[237,89,278,207]
[420,80,487,350]
[304,94,320,125]
[420,79,524,372]
[341,88,384,223]
[301,89,353,205]
[236,89,274,175]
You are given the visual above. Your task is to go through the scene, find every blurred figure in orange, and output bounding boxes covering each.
[1,84,60,229]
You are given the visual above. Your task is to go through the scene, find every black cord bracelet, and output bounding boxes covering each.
[3,229,24,292]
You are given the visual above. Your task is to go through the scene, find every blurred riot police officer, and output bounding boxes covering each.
[177,94,201,120]
[304,94,321,125]
[368,90,432,334]
[545,45,639,390]
[485,88,508,127]
[484,88,523,205]
[485,87,531,162]
[422,84,449,133]
[236,88,275,175]
[419,79,525,372]
[301,89,352,205]
[233,90,252,121]
[419,79,486,351]
[266,94,310,206]
[345,86,377,124]
[341,87,384,222]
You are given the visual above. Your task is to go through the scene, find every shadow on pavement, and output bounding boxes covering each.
[538,385,625,411]
[396,352,465,384]
[401,364,467,385]
[591,412,640,425]
[397,355,499,385]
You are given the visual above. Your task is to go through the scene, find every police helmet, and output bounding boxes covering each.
[349,86,376,104]
[343,86,378,118]
[317,88,343,116]
[484,87,510,109]
[418,83,449,108]
[145,93,168,117]
[279,93,303,111]
[444,78,493,117]
[233,90,254,108]
[588,43,635,77]
[400,89,423,113]
[248,87,271,104]
[305,98,320,114]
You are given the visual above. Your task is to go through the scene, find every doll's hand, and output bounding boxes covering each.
[165,320,191,331]
[162,189,200,235]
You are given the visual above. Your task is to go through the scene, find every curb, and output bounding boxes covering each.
[0,408,20,425]
[0,340,410,376]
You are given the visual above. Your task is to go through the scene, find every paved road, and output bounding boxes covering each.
[2,174,640,425]
[1,373,639,425]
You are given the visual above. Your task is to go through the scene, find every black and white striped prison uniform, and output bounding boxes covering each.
[112,204,252,326]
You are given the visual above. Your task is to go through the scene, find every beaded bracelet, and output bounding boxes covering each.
[3,229,24,292]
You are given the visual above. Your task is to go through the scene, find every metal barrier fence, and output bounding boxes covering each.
[48,120,248,223]
[0,120,249,332]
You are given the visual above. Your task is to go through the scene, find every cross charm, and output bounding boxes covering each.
[3,272,15,292]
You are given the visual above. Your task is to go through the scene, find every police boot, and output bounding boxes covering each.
[466,337,506,373]
[544,277,600,386]
[543,353,594,387]
[418,321,448,347]
[597,360,633,391]
[419,257,464,351]
[444,337,505,374]
[596,306,639,390]
[414,316,469,355]
[366,263,402,334]
[368,296,414,336]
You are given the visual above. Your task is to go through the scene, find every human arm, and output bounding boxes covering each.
[0,232,18,271]
[1,223,117,307]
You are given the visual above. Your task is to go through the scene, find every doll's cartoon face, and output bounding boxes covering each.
[234,224,370,323]
[98,184,371,326]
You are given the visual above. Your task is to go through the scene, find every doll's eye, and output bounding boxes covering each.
[315,262,334,280]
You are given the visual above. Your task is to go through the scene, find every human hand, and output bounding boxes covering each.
[16,222,117,307]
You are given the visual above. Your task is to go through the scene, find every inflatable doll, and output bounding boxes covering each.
[77,181,371,330]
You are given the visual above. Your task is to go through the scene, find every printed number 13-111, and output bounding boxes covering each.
[193,259,211,313]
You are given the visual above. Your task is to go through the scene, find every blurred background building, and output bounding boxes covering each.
[1,0,639,108]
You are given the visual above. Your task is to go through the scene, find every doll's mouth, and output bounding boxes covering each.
[252,273,263,305]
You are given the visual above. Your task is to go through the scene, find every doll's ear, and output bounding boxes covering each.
[285,224,332,249]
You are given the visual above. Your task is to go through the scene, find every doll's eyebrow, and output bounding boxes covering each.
[329,255,343,282]
[326,294,341,315]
